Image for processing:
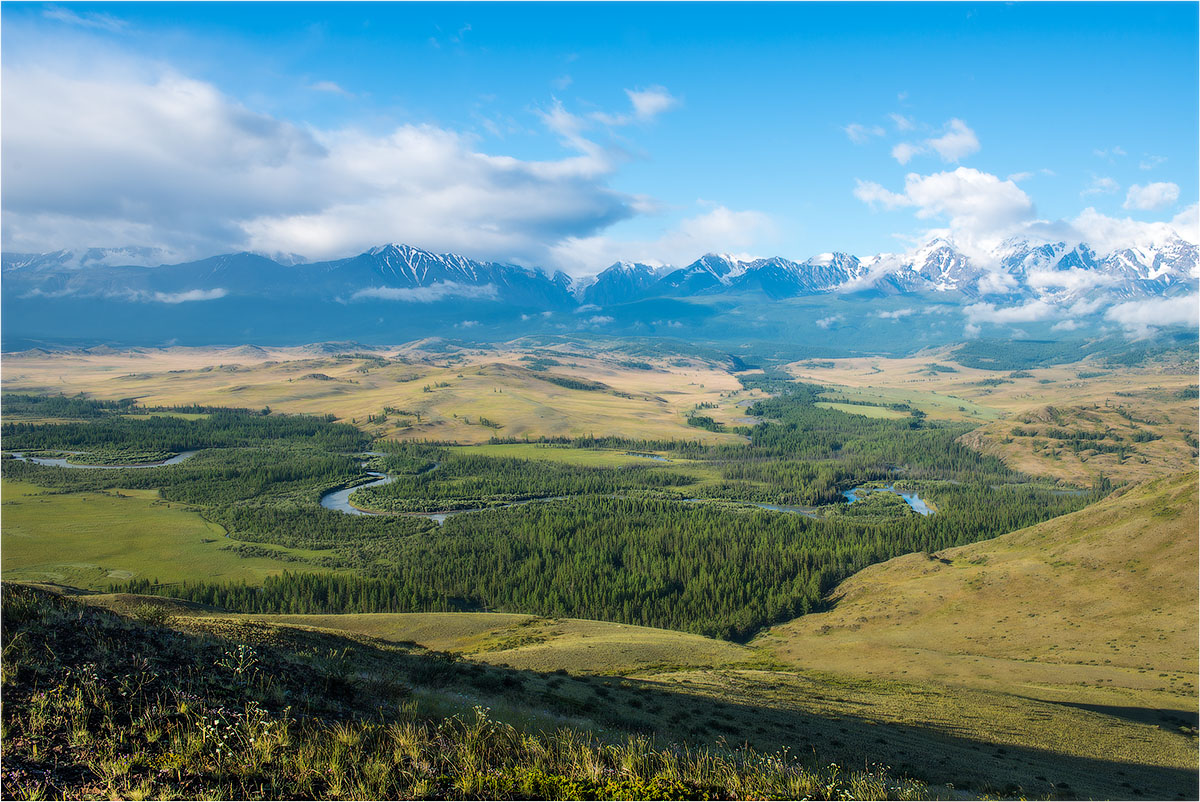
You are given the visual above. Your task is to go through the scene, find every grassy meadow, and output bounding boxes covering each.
[0,480,316,588]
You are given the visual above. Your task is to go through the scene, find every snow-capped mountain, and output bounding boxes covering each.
[3,235,1195,312]
[1,246,174,272]
[578,262,669,306]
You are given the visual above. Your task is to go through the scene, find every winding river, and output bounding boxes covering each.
[9,451,198,469]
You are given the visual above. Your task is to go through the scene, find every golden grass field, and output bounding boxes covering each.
[790,347,1199,486]
[758,472,1198,713]
[2,343,745,444]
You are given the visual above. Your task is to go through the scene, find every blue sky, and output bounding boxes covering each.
[2,2,1197,273]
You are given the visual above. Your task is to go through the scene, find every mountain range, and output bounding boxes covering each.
[5,236,1195,309]
[3,237,1196,349]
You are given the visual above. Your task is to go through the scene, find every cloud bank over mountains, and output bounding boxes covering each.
[1,30,1195,281]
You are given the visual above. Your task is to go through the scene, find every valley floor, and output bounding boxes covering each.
[2,338,1197,799]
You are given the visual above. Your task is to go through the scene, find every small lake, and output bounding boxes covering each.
[9,450,197,469]
[843,485,933,516]
[625,451,669,462]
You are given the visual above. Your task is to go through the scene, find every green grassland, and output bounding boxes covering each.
[0,480,322,588]
[813,400,910,419]
[449,443,685,467]
[815,384,999,422]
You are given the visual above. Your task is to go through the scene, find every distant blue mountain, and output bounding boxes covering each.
[2,236,1195,347]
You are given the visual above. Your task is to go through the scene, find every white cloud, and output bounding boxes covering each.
[890,119,979,165]
[549,204,774,275]
[877,308,915,320]
[1138,155,1167,171]
[43,5,125,31]
[1094,146,1127,160]
[964,299,1057,325]
[1066,206,1197,254]
[586,315,614,325]
[592,86,681,126]
[815,314,843,329]
[844,123,885,144]
[2,61,642,268]
[1006,171,1034,182]
[1171,204,1200,245]
[891,142,923,165]
[1051,319,1080,332]
[1081,176,1119,197]
[853,180,908,209]
[925,119,980,163]
[150,288,227,304]
[889,113,915,132]
[308,81,350,96]
[1105,293,1200,338]
[1025,268,1115,294]
[626,86,679,121]
[1123,182,1180,211]
[350,282,499,303]
[857,168,1034,247]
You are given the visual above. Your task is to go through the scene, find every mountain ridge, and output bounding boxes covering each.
[5,236,1196,308]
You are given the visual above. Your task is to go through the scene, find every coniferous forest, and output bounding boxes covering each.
[1,386,1096,640]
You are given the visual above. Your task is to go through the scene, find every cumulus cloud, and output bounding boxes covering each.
[1123,182,1180,211]
[1,58,668,271]
[585,315,614,325]
[1105,293,1200,338]
[877,308,915,320]
[1067,206,1198,254]
[891,142,923,165]
[925,119,980,162]
[856,167,1034,248]
[815,314,843,329]
[891,119,980,165]
[350,282,499,303]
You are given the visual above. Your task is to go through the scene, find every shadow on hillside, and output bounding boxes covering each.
[1026,697,1199,730]
[175,609,1196,800]
[32,586,1198,802]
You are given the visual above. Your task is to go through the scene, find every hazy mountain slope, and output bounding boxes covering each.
[759,471,1199,718]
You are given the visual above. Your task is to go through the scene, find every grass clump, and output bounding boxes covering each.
[1,584,927,800]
